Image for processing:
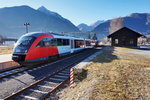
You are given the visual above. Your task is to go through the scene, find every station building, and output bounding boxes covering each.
[107,27,143,47]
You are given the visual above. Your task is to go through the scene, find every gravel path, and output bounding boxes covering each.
[0,49,99,99]
[126,48,150,58]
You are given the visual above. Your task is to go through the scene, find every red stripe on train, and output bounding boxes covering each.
[25,34,59,60]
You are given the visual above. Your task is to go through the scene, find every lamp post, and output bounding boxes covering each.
[24,23,30,33]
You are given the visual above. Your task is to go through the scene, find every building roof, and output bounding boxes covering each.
[107,27,143,38]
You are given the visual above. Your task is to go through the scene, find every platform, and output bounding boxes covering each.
[0,54,12,63]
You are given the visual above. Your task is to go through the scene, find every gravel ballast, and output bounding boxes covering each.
[0,49,98,99]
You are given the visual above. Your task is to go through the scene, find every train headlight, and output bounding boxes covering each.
[25,50,28,53]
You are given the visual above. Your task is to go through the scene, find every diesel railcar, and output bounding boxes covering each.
[12,32,94,65]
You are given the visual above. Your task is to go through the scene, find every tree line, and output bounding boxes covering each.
[88,33,97,40]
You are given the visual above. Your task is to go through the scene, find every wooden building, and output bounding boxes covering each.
[107,27,143,47]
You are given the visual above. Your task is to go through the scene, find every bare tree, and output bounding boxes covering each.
[147,36,150,44]
[138,37,143,45]
[103,37,108,44]
[109,17,124,34]
[0,35,3,44]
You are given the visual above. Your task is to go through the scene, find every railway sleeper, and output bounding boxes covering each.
[58,72,70,76]
[17,90,43,100]
[49,77,65,82]
[53,74,68,79]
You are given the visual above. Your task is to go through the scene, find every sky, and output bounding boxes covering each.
[0,0,150,26]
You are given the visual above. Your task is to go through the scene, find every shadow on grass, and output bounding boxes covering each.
[74,69,88,82]
[121,46,150,51]
[74,46,118,82]
[92,46,118,63]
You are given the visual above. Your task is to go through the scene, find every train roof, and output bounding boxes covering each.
[22,32,84,40]
[23,32,49,37]
[85,39,94,41]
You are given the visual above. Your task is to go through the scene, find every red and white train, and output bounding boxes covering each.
[12,32,95,65]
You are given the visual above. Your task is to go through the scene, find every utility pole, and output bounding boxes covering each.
[24,23,30,33]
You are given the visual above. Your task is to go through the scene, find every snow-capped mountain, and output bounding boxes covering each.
[92,13,150,39]
[77,23,93,32]
[77,20,104,32]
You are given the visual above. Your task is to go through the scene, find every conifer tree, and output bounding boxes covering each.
[88,33,91,39]
[92,33,97,40]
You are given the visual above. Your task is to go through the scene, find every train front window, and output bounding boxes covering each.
[14,36,36,53]
[16,36,36,46]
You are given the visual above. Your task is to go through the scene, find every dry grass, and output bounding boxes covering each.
[58,47,150,100]
[0,46,13,55]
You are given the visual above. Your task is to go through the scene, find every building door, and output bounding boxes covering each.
[121,36,126,46]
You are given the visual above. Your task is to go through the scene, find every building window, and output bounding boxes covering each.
[115,39,119,44]
[130,39,134,44]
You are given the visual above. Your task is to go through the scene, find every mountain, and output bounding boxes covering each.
[89,20,105,28]
[0,5,80,38]
[77,20,104,32]
[77,23,93,32]
[92,13,150,40]
[38,6,63,19]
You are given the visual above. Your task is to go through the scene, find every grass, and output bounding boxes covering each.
[59,47,150,100]
[0,46,13,55]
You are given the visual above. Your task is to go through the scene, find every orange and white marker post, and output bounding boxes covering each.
[70,68,74,88]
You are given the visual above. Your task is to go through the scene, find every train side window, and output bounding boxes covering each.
[75,40,84,48]
[57,39,63,46]
[36,38,50,47]
[63,39,69,45]
[50,38,57,46]
[86,41,91,46]
[66,39,69,45]
[63,39,66,45]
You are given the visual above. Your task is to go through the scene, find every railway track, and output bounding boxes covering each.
[3,48,99,100]
[0,65,34,80]
[0,50,86,80]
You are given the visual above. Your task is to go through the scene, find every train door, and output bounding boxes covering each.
[57,38,70,56]
[71,39,74,53]
[84,39,86,48]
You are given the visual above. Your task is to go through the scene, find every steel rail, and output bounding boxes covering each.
[0,49,87,80]
[3,49,98,100]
